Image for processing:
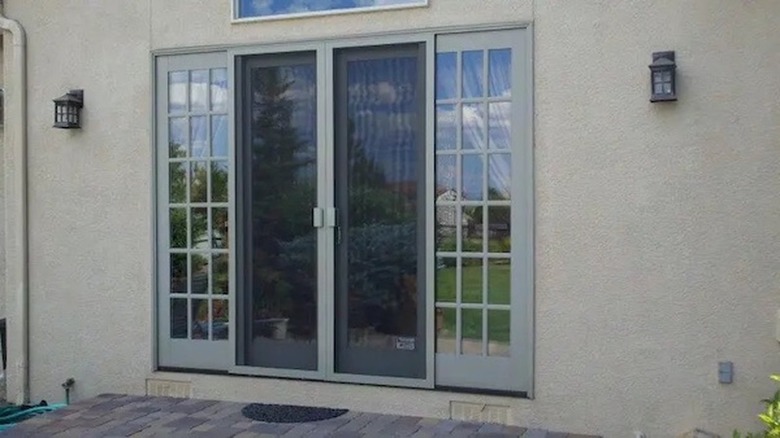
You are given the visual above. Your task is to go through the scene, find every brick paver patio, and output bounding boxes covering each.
[0,394,600,437]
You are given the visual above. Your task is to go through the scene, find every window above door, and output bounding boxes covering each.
[233,0,428,22]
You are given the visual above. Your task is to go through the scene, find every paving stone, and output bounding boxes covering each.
[52,427,92,437]
[193,423,216,432]
[359,414,399,435]
[102,422,152,437]
[379,415,423,436]
[409,429,435,438]
[452,421,482,433]
[78,419,131,437]
[0,395,603,438]
[280,422,316,437]
[233,432,264,438]
[130,426,177,437]
[110,408,152,423]
[328,431,363,438]
[306,417,349,436]
[231,421,255,429]
[248,422,294,435]
[475,434,522,438]
[192,401,243,419]
[90,399,131,412]
[337,412,379,432]
[479,423,508,434]
[170,400,220,415]
[164,414,209,430]
[143,412,186,429]
[504,426,528,437]
[11,416,51,429]
[188,428,244,438]
[432,419,461,434]
[415,417,440,429]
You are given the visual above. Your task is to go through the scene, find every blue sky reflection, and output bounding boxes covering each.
[239,0,425,19]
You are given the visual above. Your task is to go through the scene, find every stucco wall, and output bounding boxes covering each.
[0,37,5,324]
[2,0,154,404]
[2,0,779,436]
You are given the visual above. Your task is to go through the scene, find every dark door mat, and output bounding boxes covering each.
[241,403,348,423]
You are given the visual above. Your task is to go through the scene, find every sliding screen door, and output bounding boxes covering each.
[333,44,427,379]
[237,52,319,371]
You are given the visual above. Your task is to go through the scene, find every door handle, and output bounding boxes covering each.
[325,207,341,245]
[312,207,324,228]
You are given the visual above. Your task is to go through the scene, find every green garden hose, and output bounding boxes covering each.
[0,402,66,432]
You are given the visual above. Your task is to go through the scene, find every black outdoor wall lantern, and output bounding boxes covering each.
[53,89,84,129]
[649,51,677,102]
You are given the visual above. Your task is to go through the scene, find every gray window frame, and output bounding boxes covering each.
[433,29,532,393]
[231,0,429,23]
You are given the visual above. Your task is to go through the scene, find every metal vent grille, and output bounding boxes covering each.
[449,401,510,424]
[145,378,192,398]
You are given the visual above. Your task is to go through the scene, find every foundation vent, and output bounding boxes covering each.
[449,401,510,424]
[145,378,192,398]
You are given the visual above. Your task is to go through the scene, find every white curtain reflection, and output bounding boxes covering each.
[190,116,208,158]
[436,52,457,100]
[462,103,486,150]
[211,115,228,157]
[488,102,511,150]
[462,50,484,98]
[210,68,228,112]
[488,154,511,200]
[488,49,512,97]
[190,70,209,113]
[168,71,188,113]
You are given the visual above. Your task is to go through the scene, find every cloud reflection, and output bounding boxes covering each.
[240,0,425,18]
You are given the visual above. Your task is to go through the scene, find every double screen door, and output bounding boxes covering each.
[156,28,531,393]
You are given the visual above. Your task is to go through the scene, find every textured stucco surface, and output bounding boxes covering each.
[1,0,779,436]
[0,42,5,323]
[2,0,154,405]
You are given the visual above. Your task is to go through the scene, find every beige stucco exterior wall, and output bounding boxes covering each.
[1,0,778,436]
[0,38,5,323]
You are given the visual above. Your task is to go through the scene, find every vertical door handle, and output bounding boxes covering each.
[312,207,324,228]
[325,207,341,245]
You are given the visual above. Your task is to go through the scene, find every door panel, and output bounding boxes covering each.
[433,29,531,393]
[238,53,319,371]
[333,44,427,379]
[157,52,232,370]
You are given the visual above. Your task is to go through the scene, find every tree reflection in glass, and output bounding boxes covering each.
[246,60,318,370]
[338,54,422,360]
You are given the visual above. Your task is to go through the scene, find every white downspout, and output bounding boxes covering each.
[0,4,28,403]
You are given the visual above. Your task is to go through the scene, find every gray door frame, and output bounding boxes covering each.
[433,29,533,393]
[154,23,533,395]
[229,32,436,389]
[156,52,233,370]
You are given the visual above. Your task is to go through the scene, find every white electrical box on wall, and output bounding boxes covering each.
[775,309,780,343]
